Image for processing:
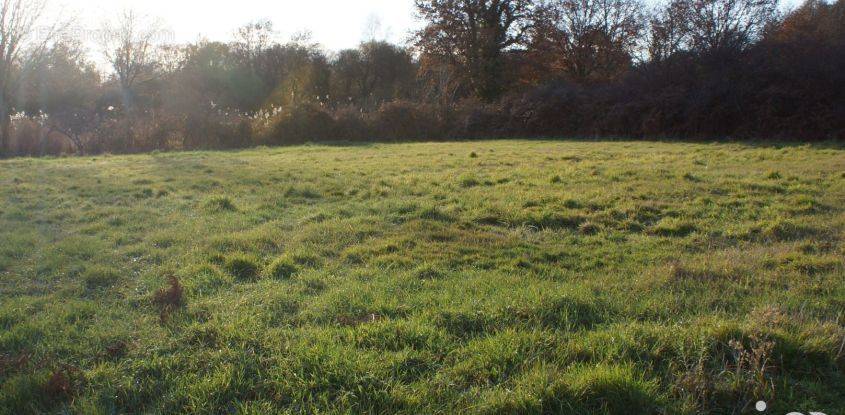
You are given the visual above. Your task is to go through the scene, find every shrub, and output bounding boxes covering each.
[371,101,442,140]
[332,106,372,142]
[153,276,186,322]
[266,104,336,145]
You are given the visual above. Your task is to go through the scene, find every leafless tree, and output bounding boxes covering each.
[414,0,538,101]
[534,0,645,82]
[0,0,63,156]
[684,0,779,55]
[99,10,165,110]
[648,0,691,61]
[232,20,275,72]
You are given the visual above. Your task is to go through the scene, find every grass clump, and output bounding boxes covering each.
[565,364,660,414]
[285,185,321,199]
[266,257,299,280]
[223,254,261,282]
[683,172,702,182]
[203,195,237,212]
[81,265,120,289]
[578,221,601,235]
[413,263,446,280]
[459,174,481,188]
[759,219,817,241]
[650,217,697,237]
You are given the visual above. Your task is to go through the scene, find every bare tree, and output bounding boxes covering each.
[232,19,275,73]
[0,0,63,156]
[648,0,691,62]
[362,14,386,42]
[533,0,645,82]
[414,0,538,101]
[684,0,779,55]
[99,10,165,111]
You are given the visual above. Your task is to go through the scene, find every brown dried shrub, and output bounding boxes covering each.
[153,276,186,322]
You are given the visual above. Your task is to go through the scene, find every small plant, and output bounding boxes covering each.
[153,276,186,322]
[224,254,260,281]
[766,170,782,180]
[550,175,562,183]
[727,335,776,412]
[470,152,479,158]
[266,257,298,280]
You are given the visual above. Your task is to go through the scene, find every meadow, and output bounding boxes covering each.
[0,140,843,414]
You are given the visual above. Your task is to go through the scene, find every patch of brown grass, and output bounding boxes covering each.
[44,365,81,400]
[153,276,186,322]
[0,352,29,377]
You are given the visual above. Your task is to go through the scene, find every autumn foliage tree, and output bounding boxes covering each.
[414,0,538,102]
[530,0,645,83]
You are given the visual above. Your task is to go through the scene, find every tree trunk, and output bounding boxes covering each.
[0,112,11,158]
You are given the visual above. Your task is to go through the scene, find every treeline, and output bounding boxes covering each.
[1,0,843,157]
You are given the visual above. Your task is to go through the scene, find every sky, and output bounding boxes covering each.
[51,0,422,52]
[48,0,803,55]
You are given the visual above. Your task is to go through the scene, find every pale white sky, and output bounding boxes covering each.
[49,0,802,55]
[52,0,421,51]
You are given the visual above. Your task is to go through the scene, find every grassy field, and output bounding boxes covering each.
[0,140,843,414]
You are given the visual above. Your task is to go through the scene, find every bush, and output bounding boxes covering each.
[153,276,186,322]
[8,119,70,157]
[332,106,372,142]
[265,104,336,145]
[371,101,443,141]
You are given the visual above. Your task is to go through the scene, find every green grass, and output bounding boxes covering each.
[0,140,843,414]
